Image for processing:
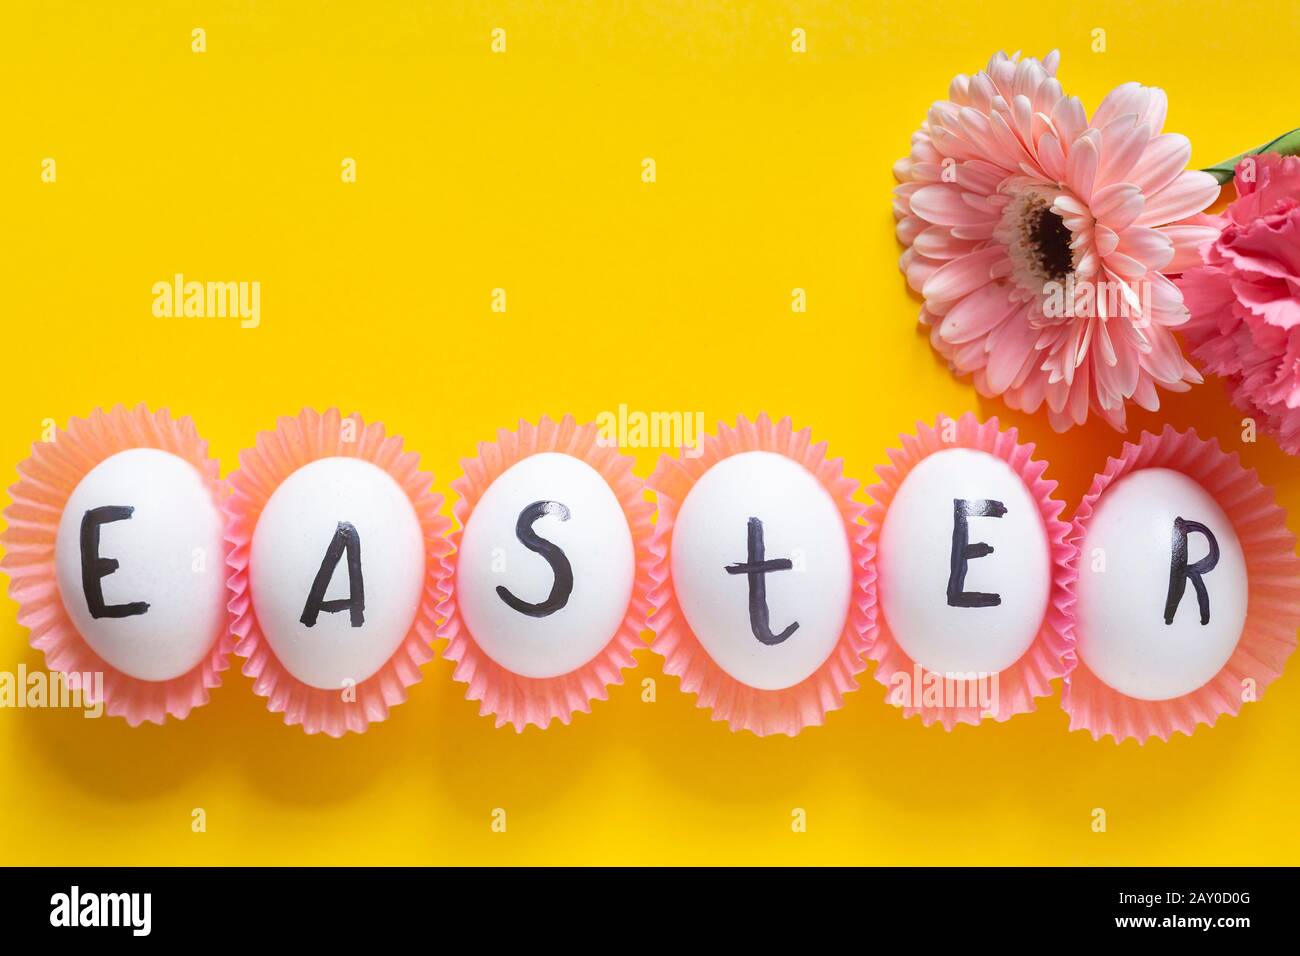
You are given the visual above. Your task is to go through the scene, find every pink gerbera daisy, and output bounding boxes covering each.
[894,51,1221,430]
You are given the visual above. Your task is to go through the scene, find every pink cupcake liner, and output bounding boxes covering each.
[865,413,1076,729]
[436,415,655,731]
[647,413,877,737]
[1063,426,1300,743]
[225,408,451,737]
[0,403,232,726]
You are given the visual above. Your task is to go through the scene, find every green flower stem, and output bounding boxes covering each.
[1203,127,1300,184]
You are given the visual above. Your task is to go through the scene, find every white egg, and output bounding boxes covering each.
[249,456,426,690]
[877,447,1051,676]
[457,452,636,679]
[669,451,852,691]
[55,448,227,682]
[1075,468,1248,701]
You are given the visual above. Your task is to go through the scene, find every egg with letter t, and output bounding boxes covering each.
[647,414,876,736]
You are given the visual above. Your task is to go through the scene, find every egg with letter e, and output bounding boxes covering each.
[55,447,227,683]
[2,405,232,724]
[865,414,1074,729]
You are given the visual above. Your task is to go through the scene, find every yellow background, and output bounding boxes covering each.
[2,1,1298,865]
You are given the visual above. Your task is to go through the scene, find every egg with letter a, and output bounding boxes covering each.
[249,456,426,691]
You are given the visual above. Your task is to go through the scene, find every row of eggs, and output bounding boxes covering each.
[4,406,1296,741]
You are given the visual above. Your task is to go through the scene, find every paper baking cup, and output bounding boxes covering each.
[436,415,655,731]
[225,408,450,737]
[0,404,231,725]
[865,413,1076,729]
[1063,426,1300,743]
[647,413,876,736]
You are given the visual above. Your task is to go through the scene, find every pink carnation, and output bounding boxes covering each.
[894,51,1220,431]
[1179,153,1300,454]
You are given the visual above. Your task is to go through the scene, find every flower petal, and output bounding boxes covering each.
[1091,182,1145,231]
[1159,224,1220,272]
[1066,130,1100,199]
[1115,225,1175,271]
[910,184,1000,226]
[984,306,1038,393]
[1097,117,1151,186]
[1136,170,1220,226]
[1129,133,1193,196]
[937,282,1021,344]
[921,245,1006,301]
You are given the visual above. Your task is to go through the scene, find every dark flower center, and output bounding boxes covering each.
[1026,206,1074,281]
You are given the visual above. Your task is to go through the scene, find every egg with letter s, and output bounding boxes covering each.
[437,416,654,731]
